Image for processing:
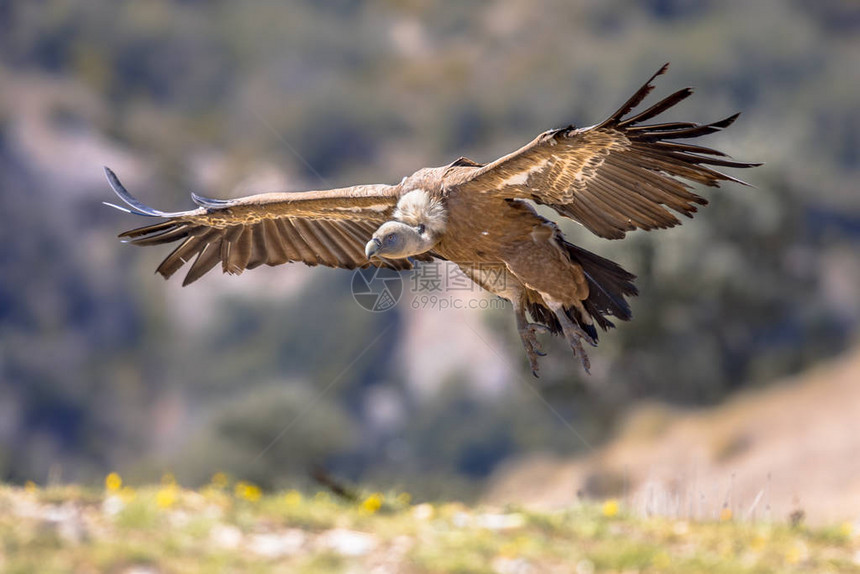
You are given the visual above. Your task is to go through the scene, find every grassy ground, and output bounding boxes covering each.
[1,478,858,573]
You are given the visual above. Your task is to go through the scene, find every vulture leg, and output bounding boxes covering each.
[545,299,595,374]
[513,298,549,377]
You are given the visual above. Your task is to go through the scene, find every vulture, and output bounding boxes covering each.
[105,64,759,376]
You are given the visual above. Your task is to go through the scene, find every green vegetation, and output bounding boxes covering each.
[2,480,858,573]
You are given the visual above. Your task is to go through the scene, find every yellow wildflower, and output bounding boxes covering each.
[156,485,177,509]
[840,521,853,537]
[786,545,802,565]
[499,535,530,559]
[396,492,412,506]
[361,492,384,514]
[234,481,262,502]
[105,472,122,492]
[750,533,767,552]
[499,541,519,559]
[24,481,37,494]
[719,507,733,522]
[284,490,302,506]
[210,472,229,489]
[602,499,619,518]
[652,551,672,569]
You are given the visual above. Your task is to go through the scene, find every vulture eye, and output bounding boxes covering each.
[416,224,426,234]
[383,233,396,245]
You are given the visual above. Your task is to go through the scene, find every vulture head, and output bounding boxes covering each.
[365,221,432,259]
[365,189,446,261]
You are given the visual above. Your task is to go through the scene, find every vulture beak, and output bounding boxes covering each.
[365,237,382,259]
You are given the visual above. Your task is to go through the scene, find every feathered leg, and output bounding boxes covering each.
[513,298,549,377]
[544,298,596,374]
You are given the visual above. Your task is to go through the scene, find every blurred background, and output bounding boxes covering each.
[0,0,858,520]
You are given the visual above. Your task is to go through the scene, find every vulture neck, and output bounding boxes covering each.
[394,189,448,238]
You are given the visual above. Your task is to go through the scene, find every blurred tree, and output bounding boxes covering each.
[0,0,857,498]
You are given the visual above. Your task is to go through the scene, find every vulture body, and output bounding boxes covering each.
[106,64,759,375]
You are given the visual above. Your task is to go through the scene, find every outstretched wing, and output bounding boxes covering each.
[450,63,761,239]
[105,168,420,286]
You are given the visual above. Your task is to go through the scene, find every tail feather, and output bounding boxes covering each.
[566,242,638,331]
[525,241,638,342]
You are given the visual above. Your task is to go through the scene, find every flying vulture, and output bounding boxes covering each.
[105,64,759,376]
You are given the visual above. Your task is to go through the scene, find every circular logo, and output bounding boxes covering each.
[351,266,403,312]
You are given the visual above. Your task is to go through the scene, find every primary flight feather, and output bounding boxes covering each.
[106,64,759,375]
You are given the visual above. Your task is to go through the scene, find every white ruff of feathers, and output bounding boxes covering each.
[394,190,447,235]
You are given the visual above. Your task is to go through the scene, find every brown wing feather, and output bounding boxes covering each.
[451,63,761,239]
[106,168,422,284]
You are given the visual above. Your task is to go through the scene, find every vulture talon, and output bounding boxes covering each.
[569,335,592,374]
[514,305,547,375]
[530,323,551,336]
[545,300,595,374]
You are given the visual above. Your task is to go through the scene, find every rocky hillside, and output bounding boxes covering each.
[486,345,860,525]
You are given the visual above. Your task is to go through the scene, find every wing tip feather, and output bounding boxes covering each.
[651,62,670,81]
[104,166,205,218]
[600,62,672,127]
[190,191,231,208]
[713,112,741,130]
[104,167,157,218]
